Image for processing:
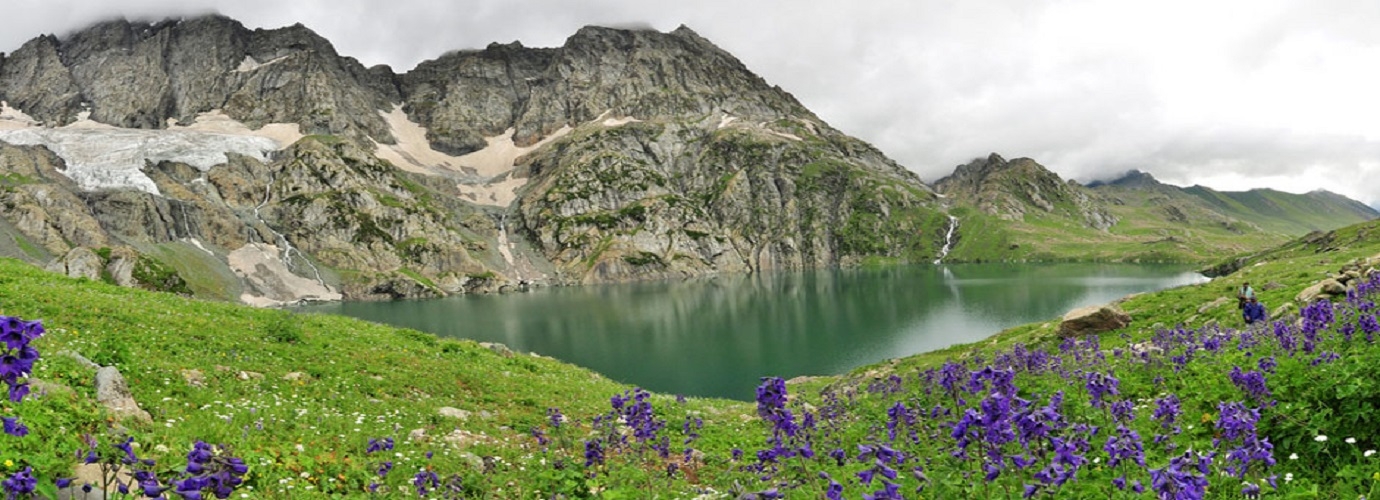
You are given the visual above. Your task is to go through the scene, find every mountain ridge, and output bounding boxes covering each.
[0,14,948,304]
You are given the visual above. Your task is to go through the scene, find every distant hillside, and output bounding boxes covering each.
[935,158,1375,263]
[1180,184,1380,236]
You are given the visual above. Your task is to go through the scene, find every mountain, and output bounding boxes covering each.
[1089,170,1379,236]
[935,159,1378,262]
[0,15,953,304]
[934,153,1116,229]
[1180,185,1380,236]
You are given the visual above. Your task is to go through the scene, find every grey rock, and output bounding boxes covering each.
[57,349,101,369]
[1296,278,1346,303]
[26,378,74,399]
[0,35,84,126]
[479,342,514,358]
[47,246,103,281]
[181,369,206,387]
[94,366,152,422]
[438,407,470,420]
[104,246,140,287]
[1058,303,1131,337]
[1198,296,1231,313]
[408,428,428,442]
[57,486,108,500]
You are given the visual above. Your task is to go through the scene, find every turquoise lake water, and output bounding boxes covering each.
[297,263,1206,400]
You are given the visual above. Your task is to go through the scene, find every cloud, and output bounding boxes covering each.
[3,0,1378,206]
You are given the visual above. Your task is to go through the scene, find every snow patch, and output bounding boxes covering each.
[0,101,39,130]
[713,114,800,140]
[0,107,301,194]
[374,104,570,207]
[167,110,303,148]
[185,237,215,256]
[765,128,803,141]
[228,243,341,307]
[235,55,289,73]
[592,109,639,127]
[236,55,261,72]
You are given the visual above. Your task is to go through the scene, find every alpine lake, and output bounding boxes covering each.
[295,263,1206,401]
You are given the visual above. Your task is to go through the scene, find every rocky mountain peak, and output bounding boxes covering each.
[936,153,1051,188]
[1087,169,1164,189]
[935,153,1117,230]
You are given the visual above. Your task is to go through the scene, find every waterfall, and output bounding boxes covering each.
[496,215,521,281]
[933,215,958,265]
[251,173,327,285]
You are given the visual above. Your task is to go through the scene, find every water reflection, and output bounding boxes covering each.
[298,263,1205,400]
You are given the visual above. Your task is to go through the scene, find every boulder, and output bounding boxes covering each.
[104,247,140,287]
[46,247,103,281]
[1058,304,1131,337]
[1272,302,1296,319]
[26,379,73,399]
[1197,297,1231,314]
[94,366,151,422]
[442,429,491,449]
[438,407,471,420]
[479,342,514,358]
[68,463,132,497]
[57,350,100,369]
[180,369,205,387]
[57,485,107,500]
[1296,278,1346,303]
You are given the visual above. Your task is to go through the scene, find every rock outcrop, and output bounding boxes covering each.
[94,366,152,422]
[1058,303,1132,337]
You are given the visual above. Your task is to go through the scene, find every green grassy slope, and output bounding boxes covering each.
[0,261,756,497]
[949,187,1291,264]
[1183,185,1379,235]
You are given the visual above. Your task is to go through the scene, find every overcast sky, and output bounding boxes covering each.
[5,0,1379,206]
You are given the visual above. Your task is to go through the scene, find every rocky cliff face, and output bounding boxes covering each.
[0,16,947,301]
[0,16,394,142]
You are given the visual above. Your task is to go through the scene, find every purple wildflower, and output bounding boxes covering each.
[583,439,605,468]
[1229,367,1272,403]
[1084,371,1120,408]
[1,417,27,437]
[2,467,37,497]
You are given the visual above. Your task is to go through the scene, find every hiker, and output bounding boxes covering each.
[1243,297,1267,325]
[1237,282,1255,309]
